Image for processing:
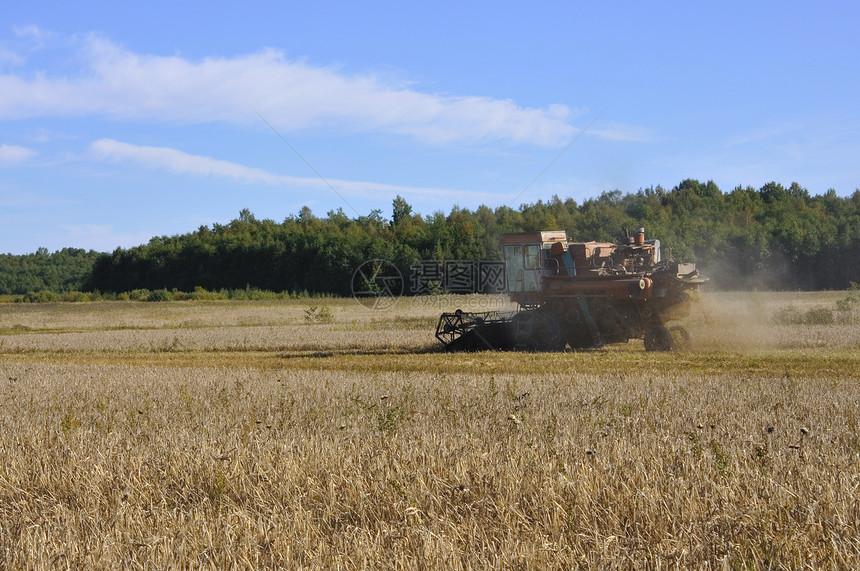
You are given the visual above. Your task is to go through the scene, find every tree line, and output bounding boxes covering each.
[0,248,101,295]
[3,179,860,297]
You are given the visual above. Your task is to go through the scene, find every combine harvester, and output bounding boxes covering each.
[435,229,707,352]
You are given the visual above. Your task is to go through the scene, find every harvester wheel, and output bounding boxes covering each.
[513,312,565,351]
[644,326,673,352]
[531,314,566,351]
[669,325,691,350]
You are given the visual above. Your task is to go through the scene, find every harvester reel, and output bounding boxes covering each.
[644,325,673,352]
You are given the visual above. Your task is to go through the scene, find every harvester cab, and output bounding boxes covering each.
[500,231,567,306]
[435,229,706,352]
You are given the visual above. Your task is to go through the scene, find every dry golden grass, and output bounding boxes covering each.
[1,292,859,569]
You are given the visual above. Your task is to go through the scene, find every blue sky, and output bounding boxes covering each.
[2,1,858,254]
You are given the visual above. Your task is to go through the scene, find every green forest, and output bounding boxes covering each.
[0,248,101,296]
[3,179,860,298]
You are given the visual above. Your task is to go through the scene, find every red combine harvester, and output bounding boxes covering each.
[435,229,707,352]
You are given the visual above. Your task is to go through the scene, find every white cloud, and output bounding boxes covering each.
[0,33,577,146]
[91,138,290,184]
[89,138,501,201]
[0,144,36,165]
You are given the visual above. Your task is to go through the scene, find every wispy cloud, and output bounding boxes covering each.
[91,139,291,184]
[58,223,153,252]
[591,122,659,143]
[13,25,55,44]
[0,144,36,165]
[0,47,25,67]
[724,124,799,147]
[89,138,500,201]
[1,31,580,146]
[0,187,72,207]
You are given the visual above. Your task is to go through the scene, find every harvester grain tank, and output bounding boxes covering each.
[435,229,706,352]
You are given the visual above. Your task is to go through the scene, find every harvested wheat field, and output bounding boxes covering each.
[1,292,859,569]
